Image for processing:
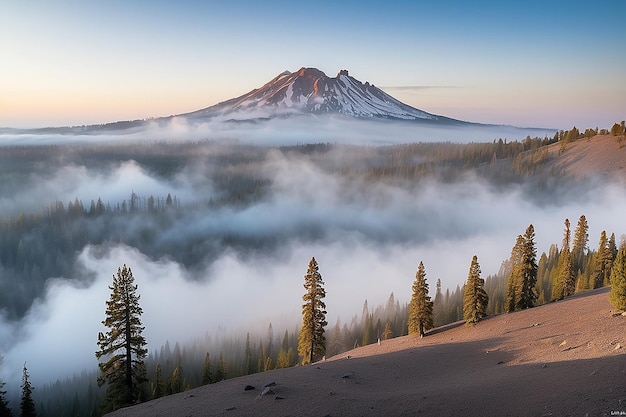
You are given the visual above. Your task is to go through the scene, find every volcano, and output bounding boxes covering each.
[184,67,460,123]
[2,67,554,143]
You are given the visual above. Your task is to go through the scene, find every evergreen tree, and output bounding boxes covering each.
[592,231,613,288]
[506,225,538,311]
[168,366,183,393]
[0,382,10,417]
[382,321,393,340]
[0,358,13,417]
[152,363,164,399]
[266,323,274,364]
[506,235,525,312]
[362,314,375,346]
[276,330,292,368]
[463,255,489,325]
[298,257,328,365]
[519,224,538,309]
[572,214,589,272]
[408,261,434,337]
[215,352,227,382]
[554,248,575,300]
[201,353,212,385]
[553,219,576,300]
[433,278,444,327]
[609,244,626,311]
[325,321,342,359]
[96,264,147,412]
[244,333,253,375]
[609,233,618,259]
[20,363,36,417]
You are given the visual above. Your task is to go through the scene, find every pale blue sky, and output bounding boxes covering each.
[1,0,624,129]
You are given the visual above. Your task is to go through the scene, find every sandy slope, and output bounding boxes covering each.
[545,134,626,183]
[106,287,625,417]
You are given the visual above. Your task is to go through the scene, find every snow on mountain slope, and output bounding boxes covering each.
[187,67,448,122]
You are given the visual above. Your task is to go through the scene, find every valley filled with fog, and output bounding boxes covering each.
[0,133,624,403]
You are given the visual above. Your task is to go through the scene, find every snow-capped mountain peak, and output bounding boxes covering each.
[189,67,442,121]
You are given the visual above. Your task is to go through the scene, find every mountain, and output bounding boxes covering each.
[1,67,556,144]
[184,67,462,124]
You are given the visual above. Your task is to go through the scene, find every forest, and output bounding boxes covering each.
[0,123,625,416]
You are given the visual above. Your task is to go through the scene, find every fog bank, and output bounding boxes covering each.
[0,138,624,392]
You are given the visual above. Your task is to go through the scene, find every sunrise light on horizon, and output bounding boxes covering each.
[1,0,624,130]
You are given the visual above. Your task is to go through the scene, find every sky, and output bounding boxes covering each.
[1,0,625,130]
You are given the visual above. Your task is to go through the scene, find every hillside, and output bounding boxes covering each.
[545,134,626,183]
[106,287,625,417]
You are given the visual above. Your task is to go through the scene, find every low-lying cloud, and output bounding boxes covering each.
[0,114,555,147]
[0,136,624,392]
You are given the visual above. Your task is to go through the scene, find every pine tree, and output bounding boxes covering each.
[362,314,375,346]
[0,358,13,417]
[201,353,212,385]
[408,261,434,337]
[519,224,538,309]
[96,264,147,412]
[572,214,589,272]
[298,257,328,365]
[609,244,626,311]
[244,333,253,375]
[382,321,393,340]
[325,321,342,359]
[215,352,227,382]
[609,233,618,259]
[152,363,164,399]
[592,231,614,288]
[0,381,11,417]
[553,219,576,300]
[20,363,36,417]
[266,323,274,364]
[433,278,444,327]
[506,235,525,312]
[276,330,292,368]
[506,225,538,311]
[463,255,489,325]
[168,366,183,393]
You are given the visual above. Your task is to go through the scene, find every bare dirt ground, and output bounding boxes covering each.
[107,287,626,417]
[545,134,626,183]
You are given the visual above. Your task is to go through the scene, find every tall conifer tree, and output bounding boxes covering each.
[96,264,147,413]
[0,381,10,417]
[20,363,36,417]
[215,352,227,382]
[408,261,434,337]
[0,357,12,417]
[609,233,618,259]
[592,231,614,288]
[553,219,576,300]
[519,224,538,309]
[152,363,164,399]
[609,244,626,310]
[572,214,589,272]
[298,257,328,364]
[201,353,213,385]
[463,255,489,325]
[506,235,525,312]
[506,225,538,311]
[433,278,444,327]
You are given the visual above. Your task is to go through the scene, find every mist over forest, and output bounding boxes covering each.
[0,114,553,146]
[0,128,625,414]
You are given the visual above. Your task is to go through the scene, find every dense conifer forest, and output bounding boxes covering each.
[0,123,625,415]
